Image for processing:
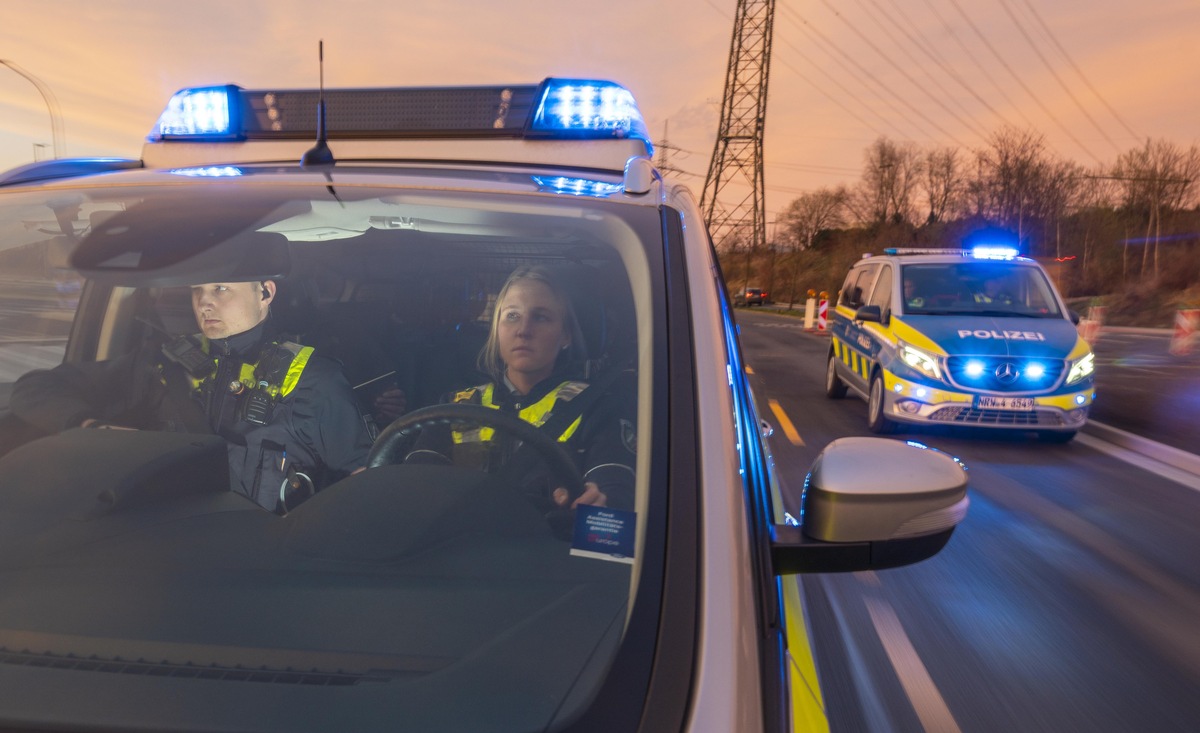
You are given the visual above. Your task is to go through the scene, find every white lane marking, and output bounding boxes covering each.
[817,578,899,733]
[863,595,963,733]
[1074,433,1200,493]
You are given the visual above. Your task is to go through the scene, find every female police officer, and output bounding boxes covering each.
[405,266,636,513]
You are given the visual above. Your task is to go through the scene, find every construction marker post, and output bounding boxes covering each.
[1079,303,1106,345]
[1169,309,1199,356]
[817,291,829,332]
[804,288,816,329]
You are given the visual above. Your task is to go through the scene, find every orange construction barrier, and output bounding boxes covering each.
[1169,309,1199,356]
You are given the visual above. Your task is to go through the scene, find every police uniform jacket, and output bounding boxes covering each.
[10,321,372,512]
[408,369,636,513]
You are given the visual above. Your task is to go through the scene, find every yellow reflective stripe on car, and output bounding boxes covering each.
[888,318,948,356]
[1066,337,1092,360]
[782,574,830,732]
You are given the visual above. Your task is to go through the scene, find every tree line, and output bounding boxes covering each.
[721,129,1200,322]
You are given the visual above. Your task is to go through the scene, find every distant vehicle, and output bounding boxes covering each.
[0,79,969,732]
[738,286,767,306]
[826,246,1095,442]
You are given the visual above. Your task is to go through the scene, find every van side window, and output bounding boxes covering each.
[841,265,879,309]
[868,265,892,311]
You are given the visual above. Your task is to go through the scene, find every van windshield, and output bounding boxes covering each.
[900,262,1064,318]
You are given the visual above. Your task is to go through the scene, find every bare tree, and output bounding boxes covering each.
[1112,139,1200,280]
[777,187,848,250]
[921,147,965,224]
[776,187,848,304]
[853,137,922,226]
[972,127,1056,249]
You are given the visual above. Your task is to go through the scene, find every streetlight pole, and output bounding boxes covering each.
[1,59,64,159]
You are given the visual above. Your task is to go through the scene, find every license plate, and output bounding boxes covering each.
[976,396,1035,411]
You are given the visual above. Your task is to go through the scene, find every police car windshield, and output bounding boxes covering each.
[901,262,1063,318]
[0,174,663,733]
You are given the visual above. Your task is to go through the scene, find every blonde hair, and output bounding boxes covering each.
[478,265,587,382]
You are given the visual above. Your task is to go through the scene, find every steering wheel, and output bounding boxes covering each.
[366,403,585,502]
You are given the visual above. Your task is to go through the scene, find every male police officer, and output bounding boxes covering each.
[9,279,372,513]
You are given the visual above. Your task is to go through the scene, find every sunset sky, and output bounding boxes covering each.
[2,0,1197,221]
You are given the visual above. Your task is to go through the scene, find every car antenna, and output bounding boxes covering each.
[300,39,335,168]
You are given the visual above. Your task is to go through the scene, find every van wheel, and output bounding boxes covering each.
[825,354,847,398]
[1038,430,1076,444]
[866,372,894,434]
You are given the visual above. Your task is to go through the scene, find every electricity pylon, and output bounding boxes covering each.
[700,0,775,254]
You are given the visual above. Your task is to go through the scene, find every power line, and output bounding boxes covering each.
[996,0,1122,155]
[941,0,1103,164]
[778,3,937,141]
[1016,0,1141,142]
[848,0,989,141]
[917,0,1039,131]
[771,30,894,137]
[868,0,1019,133]
[815,0,981,146]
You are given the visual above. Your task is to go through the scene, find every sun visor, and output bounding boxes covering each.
[70,195,295,287]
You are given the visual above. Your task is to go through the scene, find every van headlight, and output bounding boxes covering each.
[1066,352,1095,385]
[899,341,942,380]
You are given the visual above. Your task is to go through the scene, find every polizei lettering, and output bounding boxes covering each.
[957,329,1046,341]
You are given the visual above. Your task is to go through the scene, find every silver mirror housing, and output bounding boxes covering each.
[772,437,968,574]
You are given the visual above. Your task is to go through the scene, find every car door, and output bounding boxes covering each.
[831,263,880,393]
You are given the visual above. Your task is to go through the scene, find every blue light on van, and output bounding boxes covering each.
[532,175,624,197]
[971,245,1020,260]
[151,85,240,140]
[168,166,243,177]
[530,79,652,153]
[964,360,986,378]
[1025,362,1046,379]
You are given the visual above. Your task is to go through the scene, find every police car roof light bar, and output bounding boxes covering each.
[145,78,653,155]
[883,246,1024,260]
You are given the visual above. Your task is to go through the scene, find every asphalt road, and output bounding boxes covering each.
[735,308,1200,733]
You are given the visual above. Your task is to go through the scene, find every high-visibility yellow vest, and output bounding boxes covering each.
[452,380,585,444]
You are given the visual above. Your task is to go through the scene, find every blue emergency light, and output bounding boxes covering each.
[529,80,652,152]
[146,78,653,154]
[167,166,244,177]
[153,85,240,140]
[532,175,625,197]
[970,245,1021,260]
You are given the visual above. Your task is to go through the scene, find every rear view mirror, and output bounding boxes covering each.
[772,437,968,574]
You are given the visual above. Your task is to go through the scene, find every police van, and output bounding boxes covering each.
[826,246,1096,442]
[0,79,968,732]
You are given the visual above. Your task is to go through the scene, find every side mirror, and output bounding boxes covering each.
[772,437,969,574]
[1068,309,1081,325]
[854,304,882,323]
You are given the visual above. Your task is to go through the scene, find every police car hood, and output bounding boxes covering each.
[900,315,1079,358]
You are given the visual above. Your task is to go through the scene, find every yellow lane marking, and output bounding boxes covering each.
[768,399,805,446]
